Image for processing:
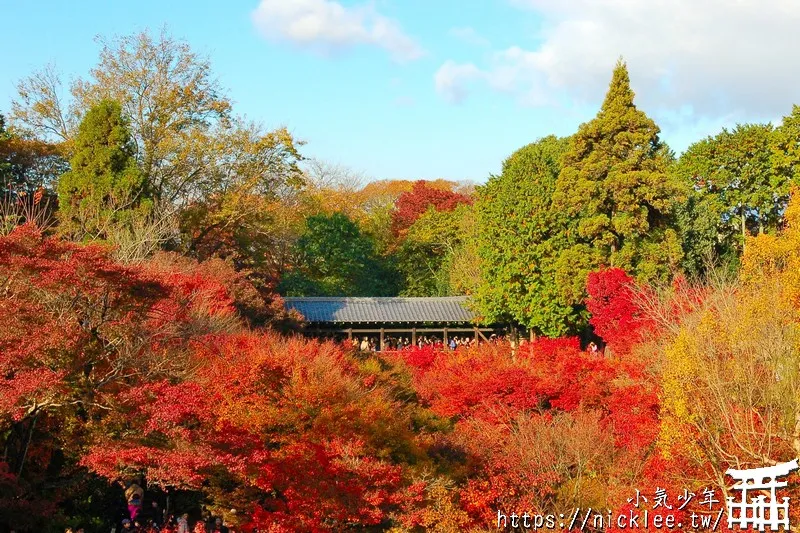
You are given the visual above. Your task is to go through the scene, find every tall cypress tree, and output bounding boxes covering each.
[57,99,151,241]
[554,60,685,286]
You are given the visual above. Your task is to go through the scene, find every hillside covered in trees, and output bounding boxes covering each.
[4,28,800,532]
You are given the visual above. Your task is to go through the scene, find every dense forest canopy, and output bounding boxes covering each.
[4,29,800,532]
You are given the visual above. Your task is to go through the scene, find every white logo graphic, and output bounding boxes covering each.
[726,459,798,531]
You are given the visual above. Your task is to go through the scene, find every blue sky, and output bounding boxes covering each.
[2,0,799,183]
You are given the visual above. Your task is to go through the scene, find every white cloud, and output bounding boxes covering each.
[448,26,490,47]
[434,60,484,103]
[252,0,424,62]
[435,0,800,126]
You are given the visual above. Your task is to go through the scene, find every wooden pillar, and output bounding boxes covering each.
[474,326,479,342]
[530,328,535,343]
[412,327,417,347]
[380,328,385,351]
[347,328,353,341]
[443,327,449,349]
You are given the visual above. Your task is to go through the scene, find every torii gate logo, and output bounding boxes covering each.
[726,459,799,531]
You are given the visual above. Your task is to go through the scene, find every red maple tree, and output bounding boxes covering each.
[391,180,472,235]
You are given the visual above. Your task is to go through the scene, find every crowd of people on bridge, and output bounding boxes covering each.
[350,332,505,352]
[348,334,604,356]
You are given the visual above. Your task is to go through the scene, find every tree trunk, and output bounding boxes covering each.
[741,208,747,251]
[510,326,518,361]
[17,413,38,477]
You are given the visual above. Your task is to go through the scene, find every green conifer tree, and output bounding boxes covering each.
[57,99,151,241]
[553,60,684,288]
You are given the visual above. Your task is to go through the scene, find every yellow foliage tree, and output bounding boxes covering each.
[657,188,800,493]
[741,185,800,300]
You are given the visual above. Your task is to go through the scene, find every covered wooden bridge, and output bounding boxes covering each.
[283,296,500,349]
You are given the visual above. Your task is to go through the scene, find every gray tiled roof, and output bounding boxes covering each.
[283,296,477,324]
